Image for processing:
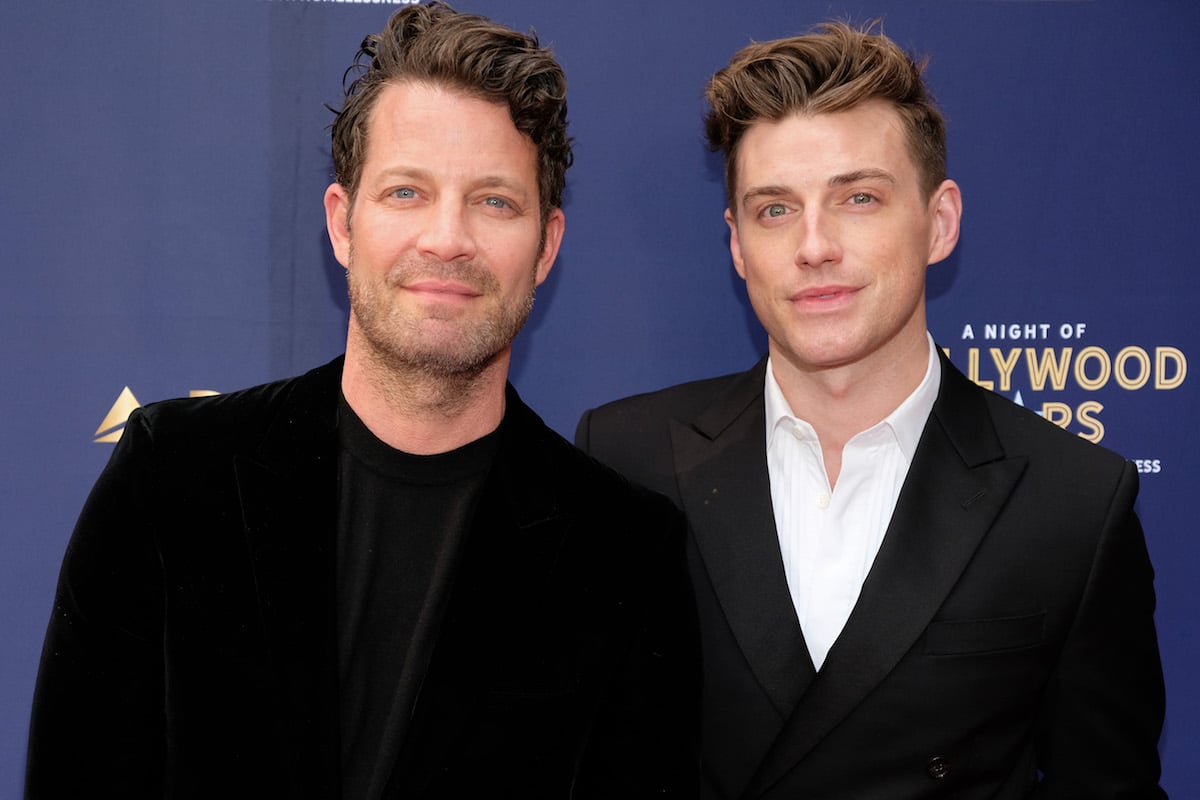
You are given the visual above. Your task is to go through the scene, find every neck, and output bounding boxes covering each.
[770,334,930,487]
[341,341,510,455]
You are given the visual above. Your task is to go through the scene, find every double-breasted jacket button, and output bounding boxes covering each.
[927,755,951,780]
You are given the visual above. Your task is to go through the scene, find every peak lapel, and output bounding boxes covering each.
[672,361,813,718]
[744,354,1028,797]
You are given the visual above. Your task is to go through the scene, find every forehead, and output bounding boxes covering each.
[362,81,537,180]
[736,100,919,186]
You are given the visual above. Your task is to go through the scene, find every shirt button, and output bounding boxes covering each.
[926,755,950,779]
[816,492,831,510]
[791,424,804,440]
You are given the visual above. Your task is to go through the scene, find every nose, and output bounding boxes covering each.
[793,208,841,269]
[416,200,476,262]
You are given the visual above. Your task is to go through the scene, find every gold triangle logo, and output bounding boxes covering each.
[94,387,141,443]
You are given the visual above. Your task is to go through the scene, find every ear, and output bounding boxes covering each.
[534,208,566,286]
[324,183,352,268]
[725,208,747,280]
[927,179,962,266]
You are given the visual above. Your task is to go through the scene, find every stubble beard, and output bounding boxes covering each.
[346,248,537,387]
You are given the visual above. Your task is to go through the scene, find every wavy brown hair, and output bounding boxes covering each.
[705,21,946,211]
[330,2,572,224]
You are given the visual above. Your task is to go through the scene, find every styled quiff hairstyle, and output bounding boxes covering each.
[705,21,946,211]
[330,2,572,223]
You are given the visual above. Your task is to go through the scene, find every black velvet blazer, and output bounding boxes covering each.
[27,357,700,799]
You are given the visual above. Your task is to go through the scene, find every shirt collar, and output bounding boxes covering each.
[764,333,941,463]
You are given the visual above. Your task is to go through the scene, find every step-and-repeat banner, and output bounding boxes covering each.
[2,0,1195,794]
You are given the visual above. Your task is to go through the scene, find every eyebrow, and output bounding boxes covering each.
[738,185,790,210]
[473,175,532,198]
[375,166,433,184]
[828,168,897,188]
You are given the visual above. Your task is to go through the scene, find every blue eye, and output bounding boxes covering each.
[484,196,511,209]
[392,187,417,199]
[849,192,873,205]
[764,204,787,218]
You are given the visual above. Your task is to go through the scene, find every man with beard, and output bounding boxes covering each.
[25,5,699,798]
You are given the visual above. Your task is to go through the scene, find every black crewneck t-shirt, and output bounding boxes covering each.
[335,397,500,800]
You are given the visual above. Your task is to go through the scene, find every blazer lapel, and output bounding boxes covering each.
[234,360,343,793]
[673,359,814,718]
[744,353,1029,797]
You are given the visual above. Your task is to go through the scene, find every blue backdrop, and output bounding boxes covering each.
[2,1,1196,795]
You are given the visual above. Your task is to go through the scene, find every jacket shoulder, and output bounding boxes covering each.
[574,365,763,502]
[585,369,752,426]
[577,365,761,454]
[127,358,341,456]
[976,383,1130,475]
[937,355,1131,484]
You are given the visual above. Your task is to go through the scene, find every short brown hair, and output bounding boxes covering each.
[705,21,946,210]
[330,2,572,223]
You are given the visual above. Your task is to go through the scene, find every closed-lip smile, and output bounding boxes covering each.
[792,285,858,304]
[404,279,483,298]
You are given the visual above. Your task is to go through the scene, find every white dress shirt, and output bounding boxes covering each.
[764,335,941,670]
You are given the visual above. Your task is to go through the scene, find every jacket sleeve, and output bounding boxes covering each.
[25,411,167,798]
[1036,461,1167,798]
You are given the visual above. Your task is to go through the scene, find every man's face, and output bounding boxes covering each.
[325,81,563,377]
[726,99,960,379]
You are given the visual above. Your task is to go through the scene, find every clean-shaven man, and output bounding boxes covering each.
[578,22,1165,799]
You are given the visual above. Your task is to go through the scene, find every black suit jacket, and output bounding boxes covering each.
[27,357,700,799]
[576,352,1165,799]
